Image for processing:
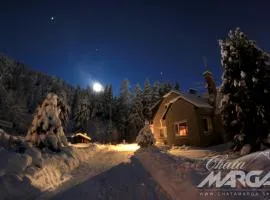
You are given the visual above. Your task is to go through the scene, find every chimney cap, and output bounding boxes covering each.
[203,70,213,76]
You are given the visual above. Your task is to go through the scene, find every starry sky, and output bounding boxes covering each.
[1,0,270,93]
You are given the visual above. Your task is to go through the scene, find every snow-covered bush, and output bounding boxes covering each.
[0,129,27,153]
[26,93,69,152]
[219,28,270,153]
[136,122,155,148]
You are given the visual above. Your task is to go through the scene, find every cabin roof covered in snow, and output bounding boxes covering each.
[72,133,91,141]
[161,90,213,120]
[163,90,213,109]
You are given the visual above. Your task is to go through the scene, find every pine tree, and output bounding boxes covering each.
[99,84,115,142]
[174,82,181,91]
[73,89,93,132]
[120,79,131,106]
[159,82,173,96]
[143,79,153,120]
[26,93,69,151]
[134,83,143,99]
[116,79,131,141]
[127,84,145,141]
[136,121,156,148]
[102,84,113,119]
[219,28,270,152]
[152,81,161,106]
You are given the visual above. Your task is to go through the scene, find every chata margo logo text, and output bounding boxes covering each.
[197,154,270,188]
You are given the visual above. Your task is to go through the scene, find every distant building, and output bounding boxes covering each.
[150,71,225,147]
[70,133,91,144]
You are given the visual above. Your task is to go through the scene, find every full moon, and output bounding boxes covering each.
[93,82,103,92]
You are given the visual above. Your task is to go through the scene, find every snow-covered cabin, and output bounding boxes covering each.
[70,133,91,144]
[150,71,225,147]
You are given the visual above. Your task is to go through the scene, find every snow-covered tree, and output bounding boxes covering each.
[159,82,173,96]
[116,79,132,140]
[102,84,113,119]
[26,93,69,152]
[174,82,181,91]
[0,55,75,135]
[143,79,152,105]
[219,28,270,152]
[127,84,144,141]
[120,79,131,106]
[143,79,153,120]
[74,96,92,132]
[136,121,156,148]
[152,81,161,106]
[134,83,144,119]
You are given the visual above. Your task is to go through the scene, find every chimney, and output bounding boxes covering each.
[203,71,217,106]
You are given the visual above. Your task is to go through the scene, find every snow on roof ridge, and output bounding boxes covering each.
[165,96,181,107]
[72,133,91,141]
[150,99,162,110]
[182,93,212,108]
[162,90,182,98]
[163,90,212,108]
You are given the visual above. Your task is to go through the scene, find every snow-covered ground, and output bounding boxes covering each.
[38,145,169,200]
[167,142,236,160]
[0,143,168,200]
[0,143,105,200]
[136,144,270,200]
[1,142,270,200]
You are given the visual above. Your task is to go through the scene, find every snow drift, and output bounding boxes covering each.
[0,129,102,200]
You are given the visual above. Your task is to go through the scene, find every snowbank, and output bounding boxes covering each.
[168,142,234,160]
[135,147,200,200]
[0,139,141,200]
[235,149,270,171]
[135,145,270,200]
[0,143,101,200]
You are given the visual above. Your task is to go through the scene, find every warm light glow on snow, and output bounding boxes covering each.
[111,144,140,152]
[92,81,103,92]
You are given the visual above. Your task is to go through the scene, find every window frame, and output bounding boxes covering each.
[174,120,189,137]
[201,117,213,134]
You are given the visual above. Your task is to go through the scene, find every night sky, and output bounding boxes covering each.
[1,0,270,93]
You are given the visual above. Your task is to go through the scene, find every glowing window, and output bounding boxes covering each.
[175,122,188,136]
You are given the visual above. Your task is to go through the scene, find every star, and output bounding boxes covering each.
[50,16,55,22]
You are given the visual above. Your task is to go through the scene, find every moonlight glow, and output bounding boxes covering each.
[93,82,103,92]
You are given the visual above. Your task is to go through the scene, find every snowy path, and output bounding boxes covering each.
[37,149,170,200]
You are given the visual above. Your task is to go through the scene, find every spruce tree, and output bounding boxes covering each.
[219,28,270,151]
[174,82,181,91]
[117,79,131,141]
[152,81,161,105]
[127,83,145,141]
[73,89,94,132]
[102,84,113,119]
[142,79,153,120]
[159,82,173,96]
[136,121,156,148]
